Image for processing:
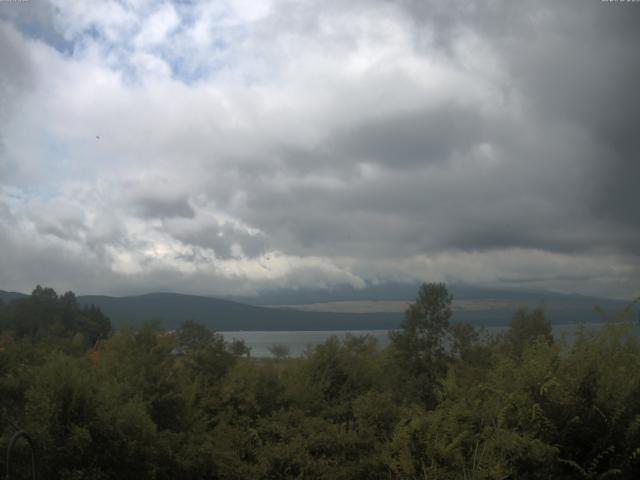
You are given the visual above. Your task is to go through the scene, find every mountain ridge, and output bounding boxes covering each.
[1,286,634,331]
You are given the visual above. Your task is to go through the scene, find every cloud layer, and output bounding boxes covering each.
[1,0,639,298]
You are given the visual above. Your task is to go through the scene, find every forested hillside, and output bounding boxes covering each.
[76,293,402,331]
[0,284,639,479]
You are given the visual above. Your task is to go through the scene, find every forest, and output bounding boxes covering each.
[0,284,639,479]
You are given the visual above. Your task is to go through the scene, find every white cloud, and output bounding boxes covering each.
[133,2,179,48]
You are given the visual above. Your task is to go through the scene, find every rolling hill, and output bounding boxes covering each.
[0,290,28,303]
[76,293,402,331]
[1,286,635,331]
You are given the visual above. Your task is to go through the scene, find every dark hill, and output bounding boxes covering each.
[77,290,633,331]
[77,293,402,331]
[0,290,27,303]
[229,282,630,306]
[3,287,634,331]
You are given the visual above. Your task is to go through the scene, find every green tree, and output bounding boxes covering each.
[503,307,553,357]
[175,320,236,385]
[228,338,252,358]
[389,282,453,405]
[0,286,110,345]
[268,343,291,360]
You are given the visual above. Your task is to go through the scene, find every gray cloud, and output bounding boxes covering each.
[0,22,34,93]
[334,103,485,169]
[222,0,640,261]
[0,0,638,298]
[163,217,269,259]
[28,200,87,241]
[0,21,35,160]
[393,0,640,232]
[130,194,195,219]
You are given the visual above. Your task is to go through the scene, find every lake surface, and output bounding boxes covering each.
[221,330,392,357]
[221,323,628,358]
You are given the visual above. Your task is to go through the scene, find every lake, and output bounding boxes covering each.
[220,323,629,358]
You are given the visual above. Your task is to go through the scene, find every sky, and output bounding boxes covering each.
[0,0,639,299]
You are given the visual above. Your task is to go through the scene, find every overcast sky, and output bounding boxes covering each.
[0,0,639,299]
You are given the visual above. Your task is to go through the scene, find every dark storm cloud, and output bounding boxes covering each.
[130,194,195,219]
[233,176,545,259]
[334,103,485,168]
[487,2,640,233]
[394,0,640,231]
[497,273,598,285]
[222,0,640,261]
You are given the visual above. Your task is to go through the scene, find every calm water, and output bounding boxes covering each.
[221,330,392,358]
[221,323,627,358]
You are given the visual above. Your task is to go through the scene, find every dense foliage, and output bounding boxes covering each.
[0,284,639,479]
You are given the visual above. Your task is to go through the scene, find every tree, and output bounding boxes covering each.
[0,286,111,345]
[389,282,453,405]
[450,322,480,362]
[268,344,290,361]
[175,320,214,352]
[503,307,553,357]
[175,320,235,385]
[228,338,252,358]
